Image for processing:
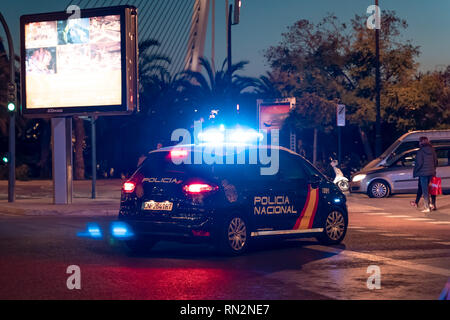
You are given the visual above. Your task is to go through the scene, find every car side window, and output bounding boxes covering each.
[279,151,308,180]
[395,152,416,167]
[436,148,450,167]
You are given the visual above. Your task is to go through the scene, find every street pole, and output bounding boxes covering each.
[211,0,215,72]
[91,116,97,199]
[0,12,16,203]
[227,4,232,75]
[375,0,382,156]
[338,127,342,165]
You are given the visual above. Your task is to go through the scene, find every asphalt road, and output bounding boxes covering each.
[0,193,449,300]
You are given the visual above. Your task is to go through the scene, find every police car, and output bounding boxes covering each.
[118,144,348,255]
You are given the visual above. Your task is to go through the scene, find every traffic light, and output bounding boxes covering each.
[2,155,8,164]
[7,82,17,112]
[233,0,241,25]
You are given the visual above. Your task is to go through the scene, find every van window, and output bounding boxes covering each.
[436,148,450,167]
[386,142,419,163]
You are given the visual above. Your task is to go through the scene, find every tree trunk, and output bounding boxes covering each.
[74,117,85,180]
[359,127,374,161]
[313,128,318,165]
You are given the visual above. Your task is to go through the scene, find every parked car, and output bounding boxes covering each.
[350,145,450,198]
[363,130,450,170]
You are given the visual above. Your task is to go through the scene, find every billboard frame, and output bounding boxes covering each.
[257,98,297,152]
[20,5,138,118]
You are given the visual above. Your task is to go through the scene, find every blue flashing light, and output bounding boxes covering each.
[111,221,135,239]
[229,129,263,143]
[77,223,103,239]
[198,129,225,143]
[198,126,263,144]
[333,198,342,204]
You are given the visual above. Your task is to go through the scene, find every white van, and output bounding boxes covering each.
[363,130,450,170]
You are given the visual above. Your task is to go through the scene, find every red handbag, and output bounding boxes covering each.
[429,177,443,196]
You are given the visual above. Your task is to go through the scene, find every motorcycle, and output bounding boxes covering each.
[330,159,350,192]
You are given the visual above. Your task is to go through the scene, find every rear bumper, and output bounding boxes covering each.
[118,215,215,242]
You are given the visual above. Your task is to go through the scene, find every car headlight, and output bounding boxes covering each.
[352,174,367,182]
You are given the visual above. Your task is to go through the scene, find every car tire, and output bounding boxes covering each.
[316,210,347,245]
[368,180,390,198]
[125,237,158,253]
[337,180,349,192]
[217,215,250,256]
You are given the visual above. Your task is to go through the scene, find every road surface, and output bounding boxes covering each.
[0,192,449,300]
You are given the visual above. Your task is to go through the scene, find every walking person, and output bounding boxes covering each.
[411,179,437,211]
[411,137,438,214]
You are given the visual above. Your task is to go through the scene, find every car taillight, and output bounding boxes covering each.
[123,181,136,193]
[170,149,188,158]
[183,183,217,194]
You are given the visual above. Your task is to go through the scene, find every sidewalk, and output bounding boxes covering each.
[0,180,123,217]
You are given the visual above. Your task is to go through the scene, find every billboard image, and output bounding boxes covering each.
[21,6,138,117]
[258,98,296,131]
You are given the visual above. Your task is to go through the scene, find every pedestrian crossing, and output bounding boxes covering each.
[355,210,450,225]
[347,225,450,246]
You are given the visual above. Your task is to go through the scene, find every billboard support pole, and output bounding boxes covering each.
[51,118,73,204]
[91,116,96,199]
[0,12,16,203]
[338,126,342,164]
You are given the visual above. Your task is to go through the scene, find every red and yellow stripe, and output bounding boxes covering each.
[293,186,319,230]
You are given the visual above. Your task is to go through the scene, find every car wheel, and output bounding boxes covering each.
[337,180,349,192]
[316,210,347,245]
[217,215,250,256]
[125,237,158,253]
[368,180,390,198]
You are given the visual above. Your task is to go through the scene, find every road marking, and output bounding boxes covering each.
[364,212,390,216]
[427,221,450,225]
[354,229,382,233]
[435,242,450,246]
[306,245,450,277]
[379,233,414,237]
[348,226,365,229]
[405,237,440,241]
[407,218,433,221]
[385,215,410,218]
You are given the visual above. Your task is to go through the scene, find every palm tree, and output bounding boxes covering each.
[256,71,283,99]
[180,57,258,122]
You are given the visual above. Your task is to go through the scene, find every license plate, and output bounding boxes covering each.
[142,201,173,211]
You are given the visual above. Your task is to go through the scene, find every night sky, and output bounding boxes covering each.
[1,0,450,77]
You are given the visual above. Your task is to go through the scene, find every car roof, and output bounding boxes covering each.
[149,144,299,156]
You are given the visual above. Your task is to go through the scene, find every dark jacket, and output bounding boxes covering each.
[413,143,437,177]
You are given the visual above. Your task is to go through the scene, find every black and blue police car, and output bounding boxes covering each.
[117,143,348,255]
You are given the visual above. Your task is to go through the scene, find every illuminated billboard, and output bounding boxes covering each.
[20,6,138,117]
[257,98,296,131]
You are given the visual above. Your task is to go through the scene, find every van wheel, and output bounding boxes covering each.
[368,180,390,198]
[217,215,250,256]
[125,237,158,253]
[316,210,347,245]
